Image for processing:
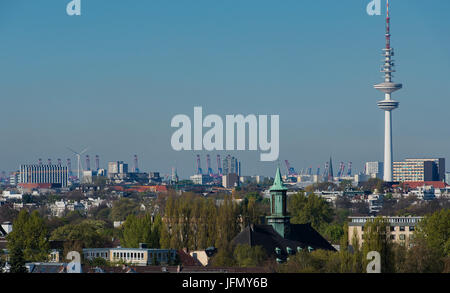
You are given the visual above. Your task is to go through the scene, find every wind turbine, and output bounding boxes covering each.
[67,147,89,180]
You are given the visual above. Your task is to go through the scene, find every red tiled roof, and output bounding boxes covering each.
[396,181,447,189]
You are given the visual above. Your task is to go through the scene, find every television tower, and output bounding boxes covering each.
[374,0,402,182]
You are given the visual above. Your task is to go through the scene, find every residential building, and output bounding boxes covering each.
[19,164,69,187]
[348,216,423,248]
[393,158,445,182]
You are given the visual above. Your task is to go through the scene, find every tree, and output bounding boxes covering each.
[361,217,395,273]
[403,209,450,273]
[233,244,267,267]
[110,198,140,221]
[9,245,27,273]
[215,196,239,250]
[50,220,110,256]
[414,209,449,258]
[338,180,353,191]
[7,210,49,262]
[289,192,334,231]
[121,214,161,248]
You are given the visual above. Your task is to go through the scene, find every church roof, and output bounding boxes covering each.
[232,223,336,260]
[270,168,288,191]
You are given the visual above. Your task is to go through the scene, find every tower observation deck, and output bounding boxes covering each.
[373,0,403,182]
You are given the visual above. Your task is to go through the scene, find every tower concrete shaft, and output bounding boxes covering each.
[374,0,402,182]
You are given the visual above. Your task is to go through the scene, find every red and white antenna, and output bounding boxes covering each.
[386,0,391,49]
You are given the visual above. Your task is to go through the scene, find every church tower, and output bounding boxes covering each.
[266,168,291,238]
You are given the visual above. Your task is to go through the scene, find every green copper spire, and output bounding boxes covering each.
[270,167,288,191]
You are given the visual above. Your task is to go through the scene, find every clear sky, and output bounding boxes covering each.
[0,0,449,178]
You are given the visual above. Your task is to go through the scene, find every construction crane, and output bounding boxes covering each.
[347,162,352,176]
[216,155,223,175]
[206,154,213,175]
[323,162,329,180]
[134,155,139,173]
[337,162,343,177]
[85,155,90,171]
[196,155,203,175]
[95,155,100,171]
[67,159,72,177]
[285,160,298,176]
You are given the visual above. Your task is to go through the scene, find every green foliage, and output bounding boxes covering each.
[360,178,385,193]
[0,204,19,223]
[110,198,140,221]
[121,214,162,248]
[322,223,344,244]
[88,257,109,267]
[400,209,450,273]
[414,209,449,257]
[210,244,235,267]
[6,210,50,262]
[50,220,111,255]
[338,180,353,191]
[361,217,395,273]
[277,249,340,273]
[9,245,27,273]
[233,244,267,267]
[289,192,334,231]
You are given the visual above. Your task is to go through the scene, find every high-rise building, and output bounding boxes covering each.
[374,0,403,182]
[222,155,239,176]
[393,158,445,182]
[365,162,384,179]
[19,164,69,187]
[446,172,450,185]
[107,161,128,179]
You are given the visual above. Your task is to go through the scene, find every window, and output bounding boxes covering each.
[399,234,406,240]
[409,226,415,231]
[390,235,396,240]
[390,226,395,232]
[399,226,405,231]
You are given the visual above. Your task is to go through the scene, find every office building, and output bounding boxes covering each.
[393,158,445,182]
[107,161,128,179]
[446,172,450,185]
[222,155,240,176]
[365,162,384,179]
[19,164,69,188]
[190,174,213,185]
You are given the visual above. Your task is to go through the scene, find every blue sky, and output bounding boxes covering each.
[0,0,449,178]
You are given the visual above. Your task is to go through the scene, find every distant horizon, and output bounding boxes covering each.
[1,1,450,178]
